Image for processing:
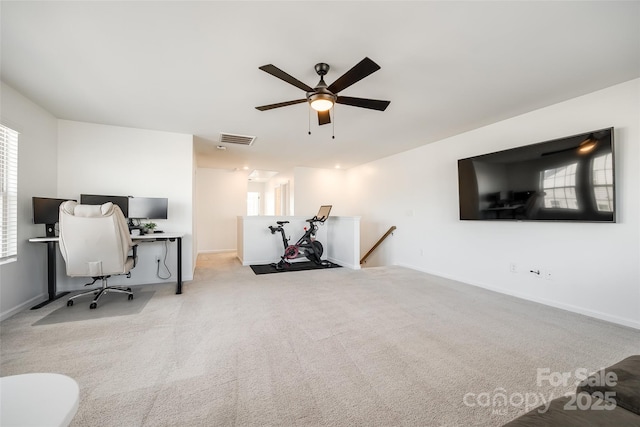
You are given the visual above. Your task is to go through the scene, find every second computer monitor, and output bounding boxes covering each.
[128,197,168,220]
[80,194,129,217]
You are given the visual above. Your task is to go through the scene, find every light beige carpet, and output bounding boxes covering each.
[1,252,638,426]
[32,291,155,326]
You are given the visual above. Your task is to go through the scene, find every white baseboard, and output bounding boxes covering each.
[198,249,236,254]
[328,257,360,270]
[242,259,275,266]
[396,262,640,331]
[0,293,47,321]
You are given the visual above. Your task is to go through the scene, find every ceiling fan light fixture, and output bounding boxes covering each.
[309,93,335,112]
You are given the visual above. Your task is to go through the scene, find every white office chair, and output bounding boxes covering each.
[0,373,80,427]
[59,201,137,309]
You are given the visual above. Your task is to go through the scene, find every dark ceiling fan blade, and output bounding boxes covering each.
[336,96,390,111]
[255,99,307,111]
[259,64,314,92]
[318,110,331,126]
[327,57,381,94]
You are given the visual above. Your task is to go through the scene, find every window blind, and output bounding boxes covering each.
[0,124,19,262]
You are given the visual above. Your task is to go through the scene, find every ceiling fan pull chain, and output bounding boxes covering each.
[308,105,311,135]
[332,106,335,139]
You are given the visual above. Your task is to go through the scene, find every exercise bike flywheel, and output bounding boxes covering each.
[284,245,299,259]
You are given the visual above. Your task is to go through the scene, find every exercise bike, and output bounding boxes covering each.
[268,205,332,270]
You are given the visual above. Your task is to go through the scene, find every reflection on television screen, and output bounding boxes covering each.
[458,128,614,222]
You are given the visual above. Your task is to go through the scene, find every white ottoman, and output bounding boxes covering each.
[0,373,79,427]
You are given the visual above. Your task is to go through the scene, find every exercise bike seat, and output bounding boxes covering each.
[276,221,289,225]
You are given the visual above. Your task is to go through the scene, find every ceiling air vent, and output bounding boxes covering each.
[219,133,256,146]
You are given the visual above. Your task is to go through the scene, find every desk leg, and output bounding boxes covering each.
[31,241,69,310]
[176,237,182,294]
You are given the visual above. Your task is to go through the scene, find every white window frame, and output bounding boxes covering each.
[1,123,19,264]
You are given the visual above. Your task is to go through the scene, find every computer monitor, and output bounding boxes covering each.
[32,197,75,237]
[128,197,168,220]
[80,194,129,217]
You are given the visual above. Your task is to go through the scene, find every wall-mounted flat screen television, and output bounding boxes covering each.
[458,127,615,222]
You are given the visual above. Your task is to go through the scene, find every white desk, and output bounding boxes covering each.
[0,373,79,427]
[28,232,184,309]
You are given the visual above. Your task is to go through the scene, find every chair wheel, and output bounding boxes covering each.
[89,302,97,309]
[127,288,132,292]
[67,300,73,307]
[128,294,134,301]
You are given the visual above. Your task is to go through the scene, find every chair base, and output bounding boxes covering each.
[67,277,133,309]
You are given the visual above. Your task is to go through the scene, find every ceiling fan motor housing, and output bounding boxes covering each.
[307,64,336,110]
[314,63,330,76]
[307,88,336,102]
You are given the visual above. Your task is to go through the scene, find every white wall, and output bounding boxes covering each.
[196,168,247,253]
[0,82,59,319]
[57,121,194,290]
[345,79,640,329]
[293,167,349,216]
[192,149,198,271]
[326,216,361,269]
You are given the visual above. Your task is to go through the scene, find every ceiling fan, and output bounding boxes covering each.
[255,57,390,126]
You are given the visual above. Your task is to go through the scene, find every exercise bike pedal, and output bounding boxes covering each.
[272,259,290,270]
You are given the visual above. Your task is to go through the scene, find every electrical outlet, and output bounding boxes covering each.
[509,263,517,273]
[155,255,161,263]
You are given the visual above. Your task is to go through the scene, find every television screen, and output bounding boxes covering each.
[458,127,615,222]
[80,194,129,217]
[128,197,168,219]
[32,197,76,236]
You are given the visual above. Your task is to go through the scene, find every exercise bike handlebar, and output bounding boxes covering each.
[268,216,327,237]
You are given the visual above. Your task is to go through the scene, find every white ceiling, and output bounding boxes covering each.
[2,1,639,174]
